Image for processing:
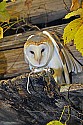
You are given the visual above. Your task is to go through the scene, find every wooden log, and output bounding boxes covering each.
[6,0,71,24]
[0,75,83,125]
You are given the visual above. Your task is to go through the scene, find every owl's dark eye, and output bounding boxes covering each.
[30,51,34,54]
[41,48,45,53]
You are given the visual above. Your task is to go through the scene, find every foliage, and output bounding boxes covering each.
[0,1,10,39]
[46,106,70,125]
[74,24,83,55]
[65,8,83,19]
[46,120,65,125]
[63,7,83,56]
[70,0,80,11]
[0,1,10,22]
[63,18,83,43]
[0,27,3,39]
[63,0,83,55]
[0,0,33,39]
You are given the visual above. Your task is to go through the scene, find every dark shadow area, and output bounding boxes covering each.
[36,15,80,28]
[2,15,80,37]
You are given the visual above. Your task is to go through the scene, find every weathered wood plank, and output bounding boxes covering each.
[0,31,38,51]
[1,24,82,62]
[6,0,71,24]
[0,24,66,51]
[0,48,29,79]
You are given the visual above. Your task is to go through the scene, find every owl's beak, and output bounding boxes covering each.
[36,57,41,64]
[35,55,42,65]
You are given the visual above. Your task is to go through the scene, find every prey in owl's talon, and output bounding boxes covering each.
[26,67,56,95]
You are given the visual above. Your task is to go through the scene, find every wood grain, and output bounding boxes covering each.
[6,0,71,24]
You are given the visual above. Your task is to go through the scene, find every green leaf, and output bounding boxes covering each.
[0,1,10,22]
[0,1,7,12]
[0,10,10,22]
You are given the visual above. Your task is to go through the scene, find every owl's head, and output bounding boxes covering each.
[24,32,54,68]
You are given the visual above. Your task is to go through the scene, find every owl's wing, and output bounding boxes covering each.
[43,30,82,74]
[61,48,82,73]
[52,31,82,73]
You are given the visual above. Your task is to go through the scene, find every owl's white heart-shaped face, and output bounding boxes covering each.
[24,42,54,68]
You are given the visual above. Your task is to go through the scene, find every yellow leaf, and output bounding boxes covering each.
[65,8,83,19]
[74,24,83,56]
[0,27,3,39]
[11,0,16,2]
[46,120,65,125]
[81,1,83,8]
[63,18,83,44]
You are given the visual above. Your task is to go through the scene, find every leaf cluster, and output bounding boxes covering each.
[0,1,10,22]
[63,8,83,56]
[46,120,65,125]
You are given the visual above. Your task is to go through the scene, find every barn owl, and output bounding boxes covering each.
[24,30,82,84]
